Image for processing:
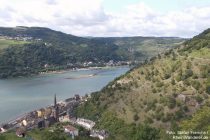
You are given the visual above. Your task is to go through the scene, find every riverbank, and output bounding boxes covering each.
[39,65,129,76]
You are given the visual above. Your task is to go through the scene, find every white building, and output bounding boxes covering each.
[90,130,109,140]
[76,118,95,130]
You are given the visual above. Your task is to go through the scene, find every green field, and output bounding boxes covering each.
[0,39,28,50]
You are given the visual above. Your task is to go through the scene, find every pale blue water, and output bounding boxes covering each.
[0,66,129,124]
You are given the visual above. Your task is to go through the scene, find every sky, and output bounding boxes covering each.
[0,0,210,38]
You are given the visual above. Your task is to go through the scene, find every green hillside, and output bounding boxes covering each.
[93,37,184,61]
[0,26,184,78]
[75,29,210,140]
[0,39,27,50]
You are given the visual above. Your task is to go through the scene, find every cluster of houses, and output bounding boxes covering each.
[82,60,131,67]
[0,94,109,140]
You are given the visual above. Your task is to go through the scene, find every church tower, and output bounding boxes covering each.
[54,94,57,107]
[52,94,59,121]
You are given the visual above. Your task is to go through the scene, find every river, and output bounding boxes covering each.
[0,66,129,124]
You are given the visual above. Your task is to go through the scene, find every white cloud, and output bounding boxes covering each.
[0,0,210,37]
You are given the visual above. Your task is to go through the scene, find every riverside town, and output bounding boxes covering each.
[0,94,108,140]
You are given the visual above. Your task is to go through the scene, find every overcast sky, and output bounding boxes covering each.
[0,0,210,38]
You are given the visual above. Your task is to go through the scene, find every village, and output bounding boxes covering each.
[0,94,109,140]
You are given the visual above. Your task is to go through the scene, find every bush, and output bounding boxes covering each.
[206,85,210,94]
[206,78,210,94]
[144,117,154,124]
[164,73,171,79]
[183,105,189,112]
[186,61,192,69]
[133,114,139,121]
[155,112,164,121]
[183,69,193,79]
[171,78,176,85]
[165,113,174,121]
[192,74,198,79]
[167,97,176,109]
[146,101,157,111]
[174,109,184,120]
[191,81,201,90]
[156,81,164,87]
[134,124,160,140]
[183,80,191,86]
[195,95,203,104]
[152,88,157,93]
[176,75,182,82]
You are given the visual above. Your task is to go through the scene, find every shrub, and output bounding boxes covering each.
[146,101,156,111]
[165,113,174,121]
[144,117,154,124]
[133,114,139,121]
[172,93,178,98]
[206,85,210,94]
[191,81,201,90]
[155,112,163,121]
[206,78,210,94]
[183,69,193,79]
[156,106,164,113]
[164,73,171,79]
[174,109,184,120]
[176,75,182,82]
[171,78,176,85]
[156,81,164,87]
[195,95,203,104]
[192,74,198,79]
[186,61,192,69]
[152,88,157,93]
[143,101,147,105]
[183,105,189,112]
[183,79,191,86]
[167,97,176,109]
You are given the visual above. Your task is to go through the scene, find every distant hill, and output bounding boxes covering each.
[0,26,185,78]
[75,29,210,139]
[92,36,184,61]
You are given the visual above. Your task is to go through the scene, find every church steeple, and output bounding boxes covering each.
[54,94,57,107]
[52,94,59,121]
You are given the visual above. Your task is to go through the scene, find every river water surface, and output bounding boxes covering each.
[0,66,129,124]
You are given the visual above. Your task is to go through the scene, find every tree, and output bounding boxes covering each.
[167,97,176,109]
[180,106,210,132]
[134,124,160,140]
[0,135,5,140]
[133,114,139,121]
[41,129,68,140]
[195,95,203,104]
[206,78,210,94]
[207,85,210,94]
[171,78,175,85]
